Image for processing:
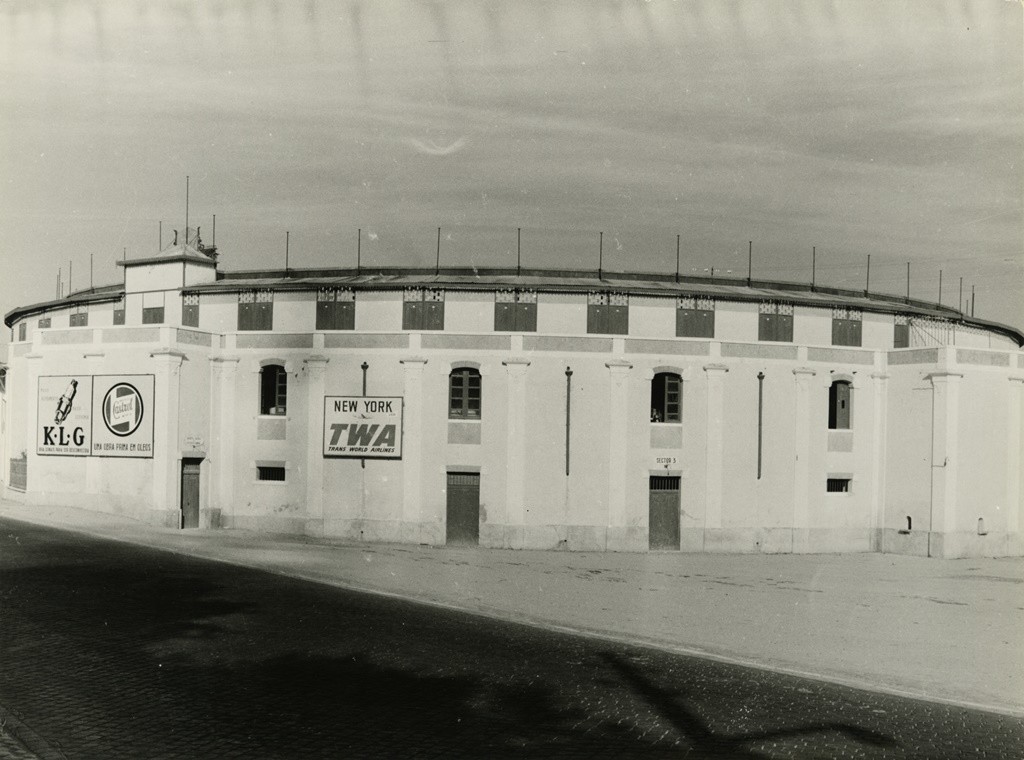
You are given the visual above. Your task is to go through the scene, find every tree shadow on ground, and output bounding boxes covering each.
[600,652,901,758]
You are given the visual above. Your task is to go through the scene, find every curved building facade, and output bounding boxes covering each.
[4,237,1023,558]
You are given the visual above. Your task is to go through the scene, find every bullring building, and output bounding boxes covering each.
[3,232,1023,558]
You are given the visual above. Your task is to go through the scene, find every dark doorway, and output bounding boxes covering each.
[446,472,480,546]
[180,458,202,529]
[649,476,680,550]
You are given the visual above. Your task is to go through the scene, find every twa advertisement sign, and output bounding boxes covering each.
[37,376,93,456]
[91,375,155,457]
[323,396,403,458]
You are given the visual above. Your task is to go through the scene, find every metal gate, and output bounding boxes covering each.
[180,459,202,529]
[649,475,680,550]
[446,472,480,546]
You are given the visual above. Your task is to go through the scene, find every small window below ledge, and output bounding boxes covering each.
[826,478,851,493]
[257,465,287,482]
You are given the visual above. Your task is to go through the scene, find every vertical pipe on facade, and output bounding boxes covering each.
[565,367,573,476]
[757,372,765,480]
[361,362,369,470]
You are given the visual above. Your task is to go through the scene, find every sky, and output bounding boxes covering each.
[1,0,1021,348]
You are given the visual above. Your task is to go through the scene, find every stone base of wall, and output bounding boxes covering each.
[702,528,872,554]
[226,513,307,535]
[879,529,1023,558]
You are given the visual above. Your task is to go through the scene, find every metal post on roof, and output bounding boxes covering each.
[675,234,680,283]
[865,255,871,295]
[212,215,216,247]
[906,262,911,301]
[747,240,752,286]
[517,227,522,277]
[90,254,93,291]
[436,227,441,275]
[599,231,603,279]
[971,285,975,317]
[185,175,190,247]
[811,246,816,291]
[938,269,943,306]
[959,277,964,314]
[68,260,72,296]
[285,231,290,274]
[357,228,362,273]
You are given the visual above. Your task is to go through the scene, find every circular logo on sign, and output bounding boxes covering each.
[102,383,144,437]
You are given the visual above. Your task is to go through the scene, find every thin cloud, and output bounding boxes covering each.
[403,137,467,156]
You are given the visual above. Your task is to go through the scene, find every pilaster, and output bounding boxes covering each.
[304,356,329,534]
[606,360,632,532]
[791,367,816,551]
[209,356,240,526]
[150,349,186,526]
[703,363,729,530]
[400,358,428,525]
[926,371,963,555]
[502,358,531,532]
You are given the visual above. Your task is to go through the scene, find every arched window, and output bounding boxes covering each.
[260,364,287,415]
[651,372,682,423]
[449,368,481,419]
[828,380,851,430]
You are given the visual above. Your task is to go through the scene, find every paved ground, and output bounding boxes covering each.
[1,499,1021,719]
[1,518,1023,759]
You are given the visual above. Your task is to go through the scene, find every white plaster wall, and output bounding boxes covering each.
[629,296,675,338]
[536,293,587,335]
[714,301,757,343]
[793,307,832,347]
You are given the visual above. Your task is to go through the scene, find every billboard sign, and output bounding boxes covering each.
[323,396,403,458]
[38,376,93,456]
[91,375,155,458]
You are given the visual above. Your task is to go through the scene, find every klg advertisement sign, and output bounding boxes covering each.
[323,396,403,458]
[91,375,155,457]
[37,376,93,456]
[36,374,154,458]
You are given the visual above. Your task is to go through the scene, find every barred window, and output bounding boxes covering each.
[316,288,355,330]
[449,368,482,419]
[758,301,794,342]
[257,465,286,482]
[494,289,537,332]
[651,372,682,423]
[831,306,862,347]
[587,292,628,335]
[403,288,445,330]
[238,290,274,331]
[894,314,909,348]
[182,293,200,328]
[677,296,715,338]
[826,478,851,493]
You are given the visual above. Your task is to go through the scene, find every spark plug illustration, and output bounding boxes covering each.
[54,379,78,425]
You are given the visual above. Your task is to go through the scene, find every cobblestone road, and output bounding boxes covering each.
[1,519,1021,759]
